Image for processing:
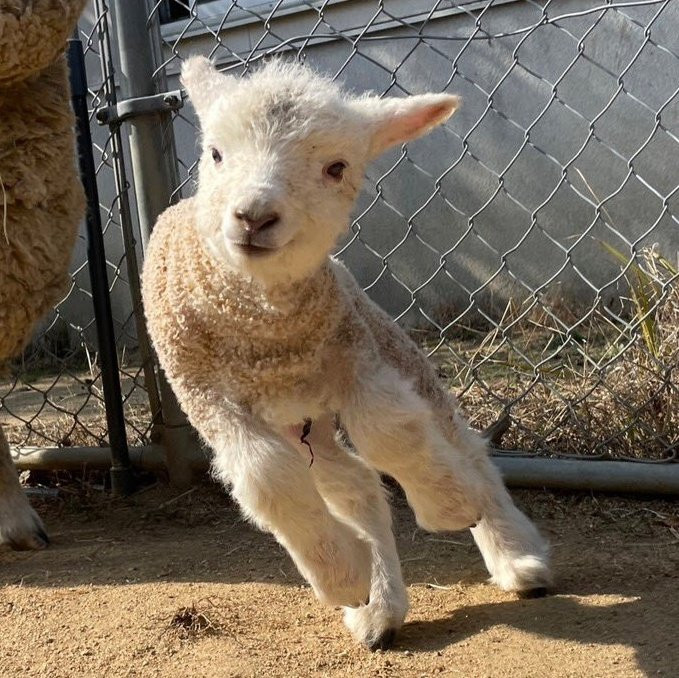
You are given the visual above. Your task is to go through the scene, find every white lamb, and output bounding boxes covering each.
[141,57,552,650]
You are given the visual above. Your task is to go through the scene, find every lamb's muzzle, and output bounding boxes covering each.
[233,208,280,233]
[142,56,552,650]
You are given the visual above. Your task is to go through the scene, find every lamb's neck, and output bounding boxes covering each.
[194,252,340,340]
[247,265,334,315]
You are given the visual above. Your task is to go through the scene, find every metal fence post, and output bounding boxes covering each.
[93,0,164,445]
[109,0,196,486]
[68,34,134,496]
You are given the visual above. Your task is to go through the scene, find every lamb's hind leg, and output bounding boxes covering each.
[343,368,551,595]
[0,424,49,550]
[281,415,407,650]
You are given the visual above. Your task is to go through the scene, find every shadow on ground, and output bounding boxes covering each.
[1,484,677,676]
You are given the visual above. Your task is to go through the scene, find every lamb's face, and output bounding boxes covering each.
[191,68,372,286]
[181,58,460,287]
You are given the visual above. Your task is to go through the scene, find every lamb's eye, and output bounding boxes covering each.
[324,160,347,181]
[211,147,222,164]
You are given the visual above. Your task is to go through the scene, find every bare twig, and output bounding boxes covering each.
[157,488,196,509]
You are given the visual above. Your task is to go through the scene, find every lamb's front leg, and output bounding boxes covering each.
[344,367,551,595]
[0,425,49,550]
[211,417,372,608]
[281,416,408,650]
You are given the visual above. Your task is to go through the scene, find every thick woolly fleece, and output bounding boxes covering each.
[143,163,552,621]
[0,0,87,363]
[0,0,86,551]
[0,0,85,85]
[143,198,462,441]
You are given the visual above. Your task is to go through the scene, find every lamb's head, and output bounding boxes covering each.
[181,57,460,287]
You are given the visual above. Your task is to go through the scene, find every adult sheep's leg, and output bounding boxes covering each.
[343,368,551,595]
[211,418,372,608]
[0,425,49,550]
[281,416,408,650]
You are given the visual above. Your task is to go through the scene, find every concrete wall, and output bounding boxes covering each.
[68,0,679,344]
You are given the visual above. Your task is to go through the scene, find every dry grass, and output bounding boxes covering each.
[163,596,244,646]
[2,409,153,449]
[435,247,679,460]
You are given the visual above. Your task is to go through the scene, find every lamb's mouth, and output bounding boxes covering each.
[231,242,278,257]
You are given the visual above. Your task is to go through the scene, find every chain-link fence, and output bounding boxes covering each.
[2,0,678,481]
[155,0,679,462]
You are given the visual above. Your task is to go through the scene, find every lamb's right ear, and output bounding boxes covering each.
[181,56,233,119]
[354,92,461,158]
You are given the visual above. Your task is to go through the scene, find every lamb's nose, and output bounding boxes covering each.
[234,209,280,233]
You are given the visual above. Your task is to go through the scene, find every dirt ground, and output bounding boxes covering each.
[1,483,678,678]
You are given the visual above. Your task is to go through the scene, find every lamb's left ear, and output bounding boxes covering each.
[356,93,461,157]
[181,56,234,120]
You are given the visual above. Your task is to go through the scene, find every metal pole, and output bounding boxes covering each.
[9,444,679,496]
[94,0,163,433]
[493,456,679,496]
[67,33,134,496]
[11,444,210,475]
[108,0,180,240]
[109,0,196,486]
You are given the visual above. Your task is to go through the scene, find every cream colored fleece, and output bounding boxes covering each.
[142,197,456,438]
[0,0,86,552]
[0,0,87,363]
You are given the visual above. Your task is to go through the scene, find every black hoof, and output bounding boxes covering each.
[367,628,397,652]
[517,586,549,599]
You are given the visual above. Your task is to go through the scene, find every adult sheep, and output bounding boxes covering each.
[143,57,552,650]
[0,0,87,550]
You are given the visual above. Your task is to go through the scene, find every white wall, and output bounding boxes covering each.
[64,0,679,347]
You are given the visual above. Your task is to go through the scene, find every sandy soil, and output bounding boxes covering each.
[1,484,678,677]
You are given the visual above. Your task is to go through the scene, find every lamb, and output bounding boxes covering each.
[0,0,87,550]
[142,56,552,650]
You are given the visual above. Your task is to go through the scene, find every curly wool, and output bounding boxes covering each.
[142,196,457,440]
[142,60,552,641]
[143,198,352,427]
[0,0,86,552]
[0,0,86,363]
[0,0,85,85]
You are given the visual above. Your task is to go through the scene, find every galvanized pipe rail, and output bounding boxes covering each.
[10,444,679,496]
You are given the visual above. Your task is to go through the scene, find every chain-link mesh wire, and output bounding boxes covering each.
[152,0,679,461]
[4,0,677,468]
[0,7,161,454]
